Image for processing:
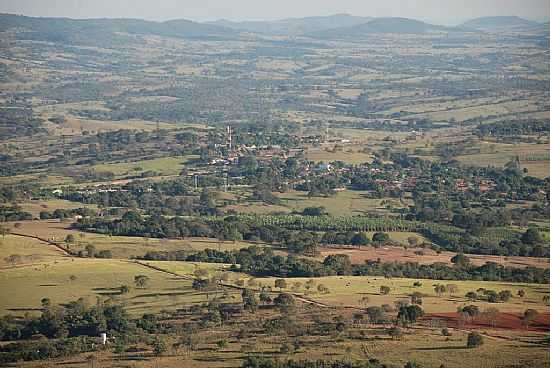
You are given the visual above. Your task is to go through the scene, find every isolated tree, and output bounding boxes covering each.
[0,226,10,238]
[134,275,150,289]
[152,338,167,356]
[291,281,302,292]
[216,339,229,351]
[242,289,258,313]
[4,254,22,266]
[192,278,209,291]
[85,244,96,258]
[482,307,499,328]
[434,284,447,297]
[119,285,130,294]
[275,279,287,291]
[466,332,484,348]
[194,269,209,280]
[65,234,75,245]
[517,289,525,298]
[380,285,391,295]
[366,306,386,324]
[522,309,539,328]
[372,232,390,243]
[410,292,423,305]
[446,284,459,296]
[259,289,272,305]
[274,293,295,312]
[397,305,424,325]
[498,290,512,302]
[465,292,478,301]
[359,295,370,306]
[461,305,480,318]
[317,284,330,294]
[41,298,51,308]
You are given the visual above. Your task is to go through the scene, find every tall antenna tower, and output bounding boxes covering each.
[227,125,232,152]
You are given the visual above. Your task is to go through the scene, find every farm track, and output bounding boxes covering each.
[10,232,71,256]
[132,260,363,310]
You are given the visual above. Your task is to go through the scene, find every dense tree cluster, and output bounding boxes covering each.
[0,298,129,341]
[0,205,32,222]
[140,246,550,284]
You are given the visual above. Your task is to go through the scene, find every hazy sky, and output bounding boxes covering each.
[0,0,549,24]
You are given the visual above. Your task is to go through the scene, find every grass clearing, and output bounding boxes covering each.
[90,155,197,176]
[0,258,233,316]
[5,220,262,259]
[18,199,99,217]
[257,275,550,314]
[0,235,64,266]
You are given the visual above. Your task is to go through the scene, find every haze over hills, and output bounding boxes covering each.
[0,13,236,45]
[308,17,457,38]
[208,13,372,35]
[0,13,545,45]
[461,16,539,30]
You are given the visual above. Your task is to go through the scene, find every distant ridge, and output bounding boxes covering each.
[208,14,372,35]
[309,17,456,38]
[461,16,538,30]
[0,13,238,45]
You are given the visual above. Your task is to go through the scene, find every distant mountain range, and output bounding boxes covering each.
[0,13,236,45]
[0,13,545,45]
[208,14,372,35]
[308,17,456,38]
[460,16,538,30]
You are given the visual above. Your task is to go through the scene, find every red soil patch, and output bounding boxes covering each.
[424,312,550,332]
[318,246,550,269]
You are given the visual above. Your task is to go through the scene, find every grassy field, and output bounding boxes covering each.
[305,148,373,164]
[0,258,233,316]
[316,245,550,269]
[226,190,409,217]
[18,199,99,217]
[278,190,407,216]
[16,327,548,368]
[256,275,550,315]
[5,220,261,259]
[5,261,550,368]
[90,155,198,176]
[455,142,550,179]
[0,235,64,266]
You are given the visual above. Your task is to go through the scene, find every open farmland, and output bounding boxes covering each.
[1,9,550,368]
[0,258,235,316]
[317,245,550,269]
